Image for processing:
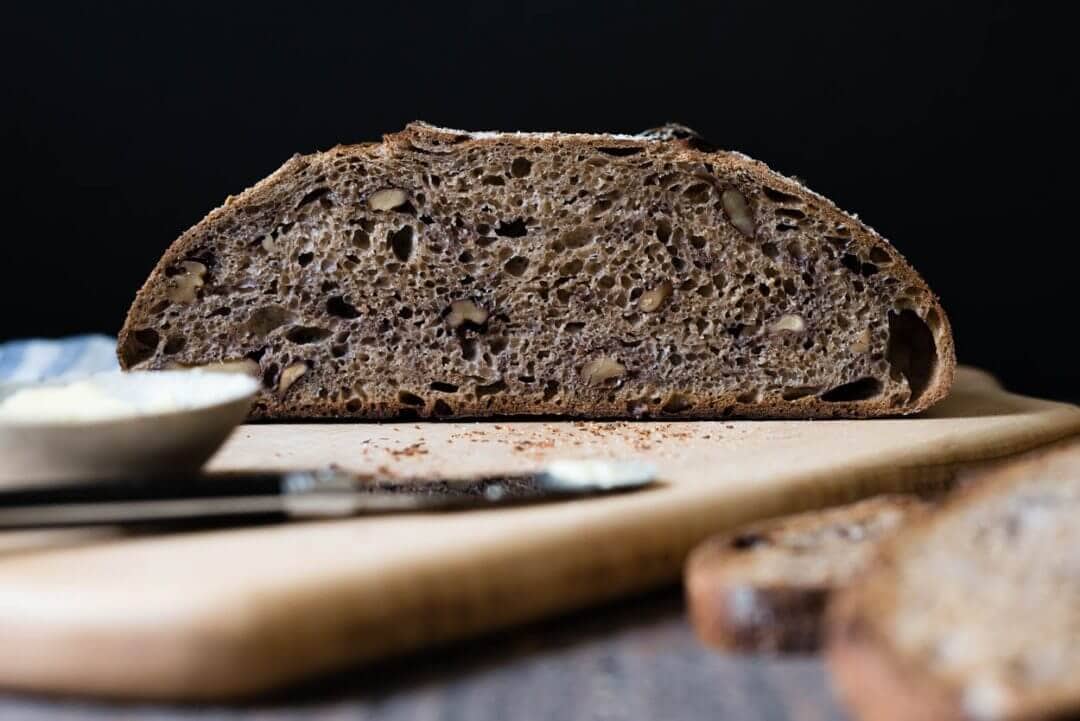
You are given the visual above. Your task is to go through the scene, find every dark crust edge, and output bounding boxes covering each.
[118,122,957,419]
[685,576,828,653]
[684,495,929,653]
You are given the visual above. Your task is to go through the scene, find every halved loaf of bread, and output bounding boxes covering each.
[118,122,955,419]
[685,495,927,653]
[826,445,1080,721]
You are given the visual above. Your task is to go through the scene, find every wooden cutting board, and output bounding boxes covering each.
[0,367,1077,701]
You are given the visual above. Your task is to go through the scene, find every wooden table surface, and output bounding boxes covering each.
[0,587,845,721]
[2,433,1076,721]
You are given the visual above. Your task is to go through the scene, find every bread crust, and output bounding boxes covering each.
[687,580,829,653]
[119,122,956,419]
[686,495,926,653]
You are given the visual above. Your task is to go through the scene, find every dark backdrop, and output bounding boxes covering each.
[2,1,1074,399]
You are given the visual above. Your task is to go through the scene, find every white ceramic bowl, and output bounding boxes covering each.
[0,370,259,487]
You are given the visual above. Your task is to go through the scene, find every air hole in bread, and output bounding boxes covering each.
[263,362,279,389]
[476,380,507,398]
[869,246,892,265]
[762,187,803,205]
[163,335,186,355]
[297,187,331,208]
[591,197,614,216]
[559,227,592,249]
[559,259,583,276]
[297,252,314,267]
[495,219,527,238]
[398,391,424,406]
[430,381,458,393]
[246,306,293,336]
[326,296,360,319]
[542,380,559,401]
[185,250,217,270]
[285,326,331,344]
[351,229,370,250]
[118,329,160,366]
[841,254,861,274]
[387,226,414,262]
[827,237,849,251]
[597,146,644,157]
[683,183,711,204]
[503,256,529,276]
[887,310,937,403]
[821,377,883,402]
[510,157,532,177]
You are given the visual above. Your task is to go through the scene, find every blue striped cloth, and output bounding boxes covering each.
[0,335,119,383]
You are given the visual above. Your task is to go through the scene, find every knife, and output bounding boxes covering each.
[0,460,656,530]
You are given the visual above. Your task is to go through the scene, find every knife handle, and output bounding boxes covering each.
[0,472,291,507]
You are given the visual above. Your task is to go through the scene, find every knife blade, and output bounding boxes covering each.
[0,460,656,530]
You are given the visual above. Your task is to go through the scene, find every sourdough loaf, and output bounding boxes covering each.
[118,123,955,419]
[685,495,927,653]
[827,445,1080,721]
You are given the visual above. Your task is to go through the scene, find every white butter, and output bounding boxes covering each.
[1,381,134,422]
[0,371,258,425]
[0,380,174,423]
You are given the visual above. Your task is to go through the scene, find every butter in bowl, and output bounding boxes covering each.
[0,370,259,487]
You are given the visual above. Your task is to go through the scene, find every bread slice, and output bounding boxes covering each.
[118,122,955,419]
[685,495,927,653]
[826,445,1080,721]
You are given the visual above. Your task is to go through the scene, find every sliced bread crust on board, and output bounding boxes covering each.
[685,495,928,653]
[119,122,954,419]
[826,443,1080,721]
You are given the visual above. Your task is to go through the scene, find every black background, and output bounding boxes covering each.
[2,1,1074,399]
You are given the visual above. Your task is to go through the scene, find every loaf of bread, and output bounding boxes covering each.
[118,122,955,419]
[685,495,927,653]
[827,446,1080,721]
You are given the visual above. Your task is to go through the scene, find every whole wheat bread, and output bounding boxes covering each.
[685,495,927,653]
[826,445,1080,721]
[118,122,955,419]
